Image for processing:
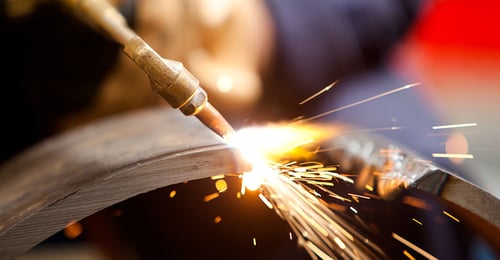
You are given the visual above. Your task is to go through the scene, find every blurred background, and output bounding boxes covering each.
[1,0,499,258]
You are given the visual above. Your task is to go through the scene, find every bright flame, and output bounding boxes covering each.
[229,124,334,160]
[228,123,338,191]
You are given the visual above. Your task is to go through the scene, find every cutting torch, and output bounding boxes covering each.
[61,0,234,138]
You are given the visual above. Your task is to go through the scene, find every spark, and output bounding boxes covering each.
[365,184,374,192]
[306,241,335,260]
[432,123,477,130]
[260,167,383,259]
[169,190,176,198]
[299,79,340,105]
[252,237,257,246]
[306,180,334,186]
[347,193,371,200]
[392,232,438,260]
[64,220,83,239]
[214,216,222,224]
[230,124,385,259]
[301,83,419,122]
[334,236,347,250]
[412,218,423,226]
[443,210,460,222]
[289,232,293,240]
[203,192,220,202]
[215,179,228,193]
[403,250,416,260]
[210,174,225,180]
[432,153,474,159]
[350,206,358,214]
[258,193,274,209]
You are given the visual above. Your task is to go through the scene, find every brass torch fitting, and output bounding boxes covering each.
[123,37,207,116]
[61,0,207,116]
[60,0,234,137]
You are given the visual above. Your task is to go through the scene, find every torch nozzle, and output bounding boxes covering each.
[196,102,235,139]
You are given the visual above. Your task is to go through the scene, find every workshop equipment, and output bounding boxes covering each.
[61,0,234,138]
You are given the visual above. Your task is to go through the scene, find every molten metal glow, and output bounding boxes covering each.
[229,123,335,190]
[227,123,386,259]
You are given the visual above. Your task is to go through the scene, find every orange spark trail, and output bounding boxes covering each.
[299,79,340,105]
[301,83,419,122]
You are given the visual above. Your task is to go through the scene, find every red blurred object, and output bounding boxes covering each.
[413,0,500,51]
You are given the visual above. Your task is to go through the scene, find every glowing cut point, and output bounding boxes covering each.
[229,124,331,161]
[242,171,264,191]
[242,160,275,191]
